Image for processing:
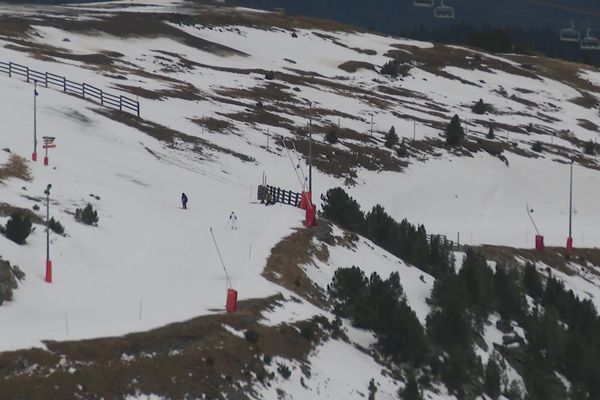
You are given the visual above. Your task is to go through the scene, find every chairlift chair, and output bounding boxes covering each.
[560,20,580,42]
[580,29,600,50]
[434,0,455,19]
[413,0,434,7]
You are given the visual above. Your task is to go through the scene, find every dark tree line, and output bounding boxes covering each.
[321,187,454,278]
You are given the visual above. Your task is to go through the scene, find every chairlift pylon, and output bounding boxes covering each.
[434,0,455,19]
[580,29,600,50]
[560,20,580,42]
[413,0,434,7]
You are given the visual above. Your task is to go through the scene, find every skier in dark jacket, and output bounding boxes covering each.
[181,193,188,209]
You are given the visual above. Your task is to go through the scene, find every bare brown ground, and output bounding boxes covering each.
[478,245,600,277]
[0,296,322,400]
[263,225,333,306]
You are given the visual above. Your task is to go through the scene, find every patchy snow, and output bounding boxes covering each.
[260,341,401,400]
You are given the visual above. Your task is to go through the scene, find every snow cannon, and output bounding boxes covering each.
[535,235,544,252]
[566,237,573,255]
[526,205,543,253]
[226,288,238,313]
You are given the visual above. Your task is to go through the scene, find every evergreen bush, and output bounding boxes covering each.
[48,217,64,235]
[75,204,99,225]
[531,141,543,153]
[277,363,292,379]
[244,328,259,344]
[487,127,495,139]
[325,128,338,144]
[584,140,596,155]
[5,213,32,245]
[472,99,489,114]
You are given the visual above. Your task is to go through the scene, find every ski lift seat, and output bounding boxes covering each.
[413,0,434,7]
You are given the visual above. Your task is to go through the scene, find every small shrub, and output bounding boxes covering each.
[584,140,596,155]
[380,59,410,78]
[205,356,215,366]
[299,324,314,341]
[325,128,338,144]
[330,317,347,340]
[487,127,495,139]
[396,140,408,158]
[277,363,292,379]
[32,204,40,211]
[48,217,64,235]
[5,213,32,245]
[245,328,259,344]
[263,354,272,365]
[265,71,275,80]
[472,99,489,114]
[75,204,98,225]
[531,141,543,153]
[368,378,378,400]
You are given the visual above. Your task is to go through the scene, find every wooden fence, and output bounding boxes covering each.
[257,184,301,208]
[0,61,140,117]
[426,234,463,251]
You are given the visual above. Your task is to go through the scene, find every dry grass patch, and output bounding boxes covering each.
[478,244,600,277]
[190,116,236,134]
[263,224,335,306]
[0,154,31,183]
[0,296,323,400]
[338,60,376,73]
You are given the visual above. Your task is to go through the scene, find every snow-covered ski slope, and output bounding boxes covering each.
[0,0,599,353]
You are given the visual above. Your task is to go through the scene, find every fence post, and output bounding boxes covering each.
[63,77,66,93]
[45,72,48,87]
[82,83,86,99]
[8,62,11,77]
[26,67,29,83]
[100,90,103,106]
[136,102,140,118]
[119,96,123,111]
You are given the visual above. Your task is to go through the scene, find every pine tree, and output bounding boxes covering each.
[484,357,502,399]
[385,126,399,148]
[524,262,543,299]
[487,127,495,139]
[402,374,422,400]
[320,188,364,231]
[327,266,368,318]
[445,114,464,146]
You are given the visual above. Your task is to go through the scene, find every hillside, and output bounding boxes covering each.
[0,1,599,399]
